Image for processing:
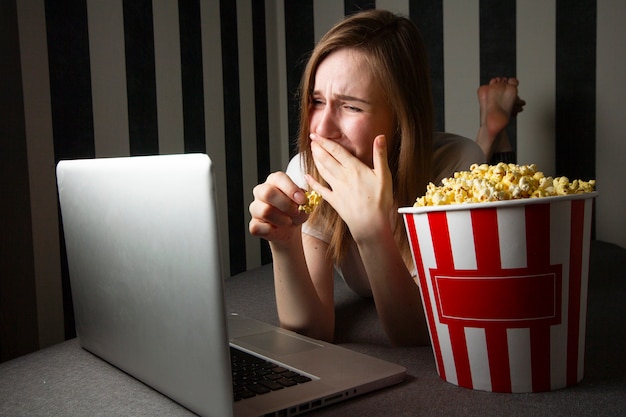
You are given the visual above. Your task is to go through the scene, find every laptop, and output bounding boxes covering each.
[56,153,406,417]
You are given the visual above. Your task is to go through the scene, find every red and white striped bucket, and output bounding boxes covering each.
[399,192,597,393]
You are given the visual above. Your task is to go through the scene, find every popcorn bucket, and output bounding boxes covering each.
[399,192,597,393]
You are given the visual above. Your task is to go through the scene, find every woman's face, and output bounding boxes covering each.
[309,48,395,168]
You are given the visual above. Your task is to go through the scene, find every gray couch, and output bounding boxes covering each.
[1,240,624,416]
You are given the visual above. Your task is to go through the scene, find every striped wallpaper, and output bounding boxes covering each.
[1,0,624,361]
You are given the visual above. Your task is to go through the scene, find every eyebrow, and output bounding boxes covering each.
[338,94,371,105]
[312,91,372,105]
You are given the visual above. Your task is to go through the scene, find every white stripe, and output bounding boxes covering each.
[237,0,261,270]
[86,0,130,157]
[415,213,456,384]
[153,0,184,154]
[437,324,457,385]
[516,1,556,175]
[266,0,290,171]
[446,210,477,270]
[375,0,409,16]
[596,1,626,249]
[507,328,532,392]
[465,327,491,391]
[550,321,567,390]
[17,0,65,349]
[313,0,343,43]
[550,201,572,266]
[577,198,594,380]
[497,206,527,269]
[443,0,480,139]
[549,200,572,389]
[200,0,229,277]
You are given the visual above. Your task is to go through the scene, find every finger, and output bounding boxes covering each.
[249,173,310,230]
[372,135,390,181]
[310,140,340,187]
[304,173,330,200]
[248,198,294,229]
[292,210,311,226]
[310,133,355,167]
[248,217,274,238]
[255,172,308,211]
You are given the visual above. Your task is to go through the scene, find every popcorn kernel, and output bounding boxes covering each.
[298,190,322,213]
[414,163,595,207]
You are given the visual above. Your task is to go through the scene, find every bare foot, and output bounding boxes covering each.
[476,78,526,160]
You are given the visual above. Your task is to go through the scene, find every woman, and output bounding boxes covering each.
[249,10,497,346]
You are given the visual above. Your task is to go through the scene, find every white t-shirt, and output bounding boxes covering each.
[285,132,485,297]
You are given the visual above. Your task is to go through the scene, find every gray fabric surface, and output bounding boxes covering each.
[1,240,624,416]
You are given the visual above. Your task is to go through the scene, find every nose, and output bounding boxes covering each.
[312,104,341,139]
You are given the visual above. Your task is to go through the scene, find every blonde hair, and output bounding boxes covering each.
[297,9,434,266]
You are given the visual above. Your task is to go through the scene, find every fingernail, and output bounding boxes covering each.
[294,190,306,204]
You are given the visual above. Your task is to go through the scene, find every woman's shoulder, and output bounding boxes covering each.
[433,132,483,152]
[432,132,485,185]
[285,153,307,188]
[285,153,331,242]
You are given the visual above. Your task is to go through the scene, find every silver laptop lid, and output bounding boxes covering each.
[57,153,233,417]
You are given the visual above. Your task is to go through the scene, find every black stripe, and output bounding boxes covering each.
[0,0,39,361]
[410,0,445,132]
[555,0,596,180]
[251,1,272,265]
[479,0,517,153]
[46,0,96,340]
[479,0,516,83]
[179,0,206,154]
[220,0,246,275]
[46,0,96,162]
[344,0,375,16]
[123,0,159,156]
[284,1,315,158]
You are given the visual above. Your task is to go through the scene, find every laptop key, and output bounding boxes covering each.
[230,347,312,400]
[259,380,285,391]
[276,378,297,387]
[233,389,256,401]
[271,366,289,374]
[292,375,312,384]
[246,383,272,395]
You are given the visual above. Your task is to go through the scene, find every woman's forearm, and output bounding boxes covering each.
[354,223,429,346]
[270,234,335,342]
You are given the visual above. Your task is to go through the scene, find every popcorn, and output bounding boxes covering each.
[298,190,322,213]
[414,163,595,207]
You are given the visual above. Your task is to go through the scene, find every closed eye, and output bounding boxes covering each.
[337,94,369,113]
[343,104,363,112]
[311,98,325,108]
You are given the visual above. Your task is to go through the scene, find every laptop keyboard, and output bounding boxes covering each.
[230,347,312,401]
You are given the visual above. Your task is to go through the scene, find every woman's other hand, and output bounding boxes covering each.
[306,134,393,243]
[249,172,310,244]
